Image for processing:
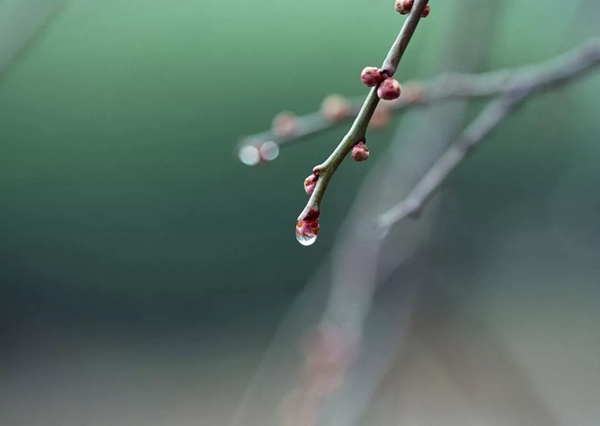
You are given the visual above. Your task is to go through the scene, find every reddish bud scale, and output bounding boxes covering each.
[360,67,383,87]
[351,141,370,162]
[395,0,413,14]
[422,5,430,17]
[302,220,320,234]
[296,219,320,234]
[395,0,429,17]
[304,208,320,222]
[377,78,402,101]
[304,173,318,195]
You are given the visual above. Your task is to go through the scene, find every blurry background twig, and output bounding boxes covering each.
[379,38,600,231]
[0,0,69,79]
[237,38,600,158]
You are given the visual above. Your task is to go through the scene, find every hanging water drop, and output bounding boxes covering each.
[295,209,320,246]
[296,223,318,246]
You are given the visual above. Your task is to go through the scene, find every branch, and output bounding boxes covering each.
[237,38,600,158]
[293,0,430,246]
[378,37,600,232]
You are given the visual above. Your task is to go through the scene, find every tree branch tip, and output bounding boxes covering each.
[238,3,600,245]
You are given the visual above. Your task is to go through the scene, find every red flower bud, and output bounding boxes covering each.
[395,0,413,15]
[422,5,430,18]
[303,172,318,195]
[360,67,383,87]
[351,141,370,162]
[377,78,401,101]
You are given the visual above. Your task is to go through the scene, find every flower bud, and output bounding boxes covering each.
[422,5,430,17]
[303,172,318,195]
[360,67,383,87]
[351,141,370,162]
[377,78,401,101]
[395,0,413,14]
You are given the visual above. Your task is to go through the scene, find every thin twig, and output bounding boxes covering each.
[296,0,430,224]
[378,37,600,232]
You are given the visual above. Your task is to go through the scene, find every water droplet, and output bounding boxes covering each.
[296,229,317,246]
[238,145,261,166]
[295,219,319,246]
[259,141,279,162]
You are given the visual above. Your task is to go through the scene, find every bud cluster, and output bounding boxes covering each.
[394,0,430,17]
[360,67,402,101]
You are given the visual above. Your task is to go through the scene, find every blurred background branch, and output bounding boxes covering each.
[0,0,68,79]
[237,38,600,171]
[379,37,600,230]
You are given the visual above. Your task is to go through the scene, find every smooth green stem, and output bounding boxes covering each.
[382,0,430,76]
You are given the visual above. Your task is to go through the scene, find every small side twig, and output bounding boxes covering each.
[378,37,600,232]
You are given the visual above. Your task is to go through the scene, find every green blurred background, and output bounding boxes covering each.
[1,1,599,425]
